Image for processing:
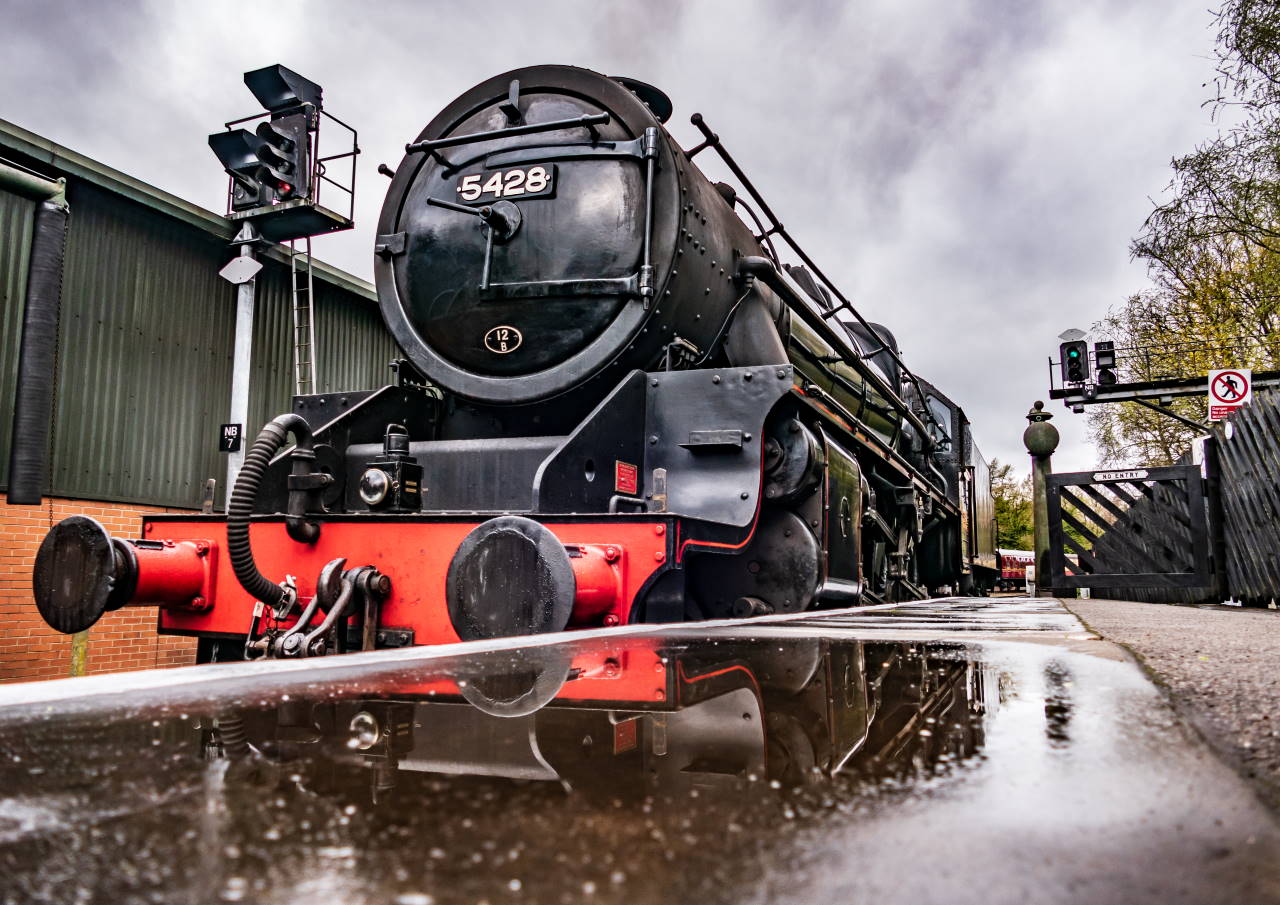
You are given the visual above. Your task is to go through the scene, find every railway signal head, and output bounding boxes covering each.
[254,114,310,201]
[208,64,353,239]
[208,128,271,211]
[1059,340,1089,384]
[243,64,321,202]
[1094,340,1118,386]
[243,64,323,114]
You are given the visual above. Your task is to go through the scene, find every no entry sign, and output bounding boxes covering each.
[1208,368,1252,420]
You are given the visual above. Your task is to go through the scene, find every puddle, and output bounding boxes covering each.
[0,599,1276,904]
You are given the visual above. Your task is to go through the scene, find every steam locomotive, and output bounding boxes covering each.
[32,65,997,659]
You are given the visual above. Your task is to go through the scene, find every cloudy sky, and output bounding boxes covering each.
[1,0,1224,472]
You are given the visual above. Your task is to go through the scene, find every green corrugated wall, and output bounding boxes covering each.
[246,261,398,437]
[1,180,397,508]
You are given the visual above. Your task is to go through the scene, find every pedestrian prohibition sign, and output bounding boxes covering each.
[1208,368,1252,421]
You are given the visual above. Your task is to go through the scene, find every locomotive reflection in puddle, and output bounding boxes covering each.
[212,637,992,803]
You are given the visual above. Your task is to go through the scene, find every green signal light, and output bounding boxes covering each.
[1067,348,1081,358]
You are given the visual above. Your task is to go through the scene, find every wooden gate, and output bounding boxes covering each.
[1046,465,1212,592]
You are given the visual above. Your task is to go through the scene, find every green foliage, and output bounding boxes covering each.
[1092,0,1280,466]
[990,459,1033,551]
[1139,0,1280,265]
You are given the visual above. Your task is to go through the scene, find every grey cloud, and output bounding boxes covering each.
[0,0,1226,472]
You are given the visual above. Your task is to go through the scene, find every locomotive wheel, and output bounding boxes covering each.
[898,535,919,597]
[765,711,819,786]
[865,540,889,597]
[688,509,820,617]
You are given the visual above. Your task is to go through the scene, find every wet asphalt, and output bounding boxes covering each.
[0,597,1276,905]
[1067,597,1280,810]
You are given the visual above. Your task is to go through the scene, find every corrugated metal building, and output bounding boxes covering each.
[0,118,397,681]
[1,118,396,507]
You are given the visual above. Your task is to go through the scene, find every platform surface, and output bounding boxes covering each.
[0,597,1276,905]
[1067,597,1280,809]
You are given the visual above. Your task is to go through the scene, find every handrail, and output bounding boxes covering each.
[406,113,610,156]
[688,113,944,445]
[737,256,932,446]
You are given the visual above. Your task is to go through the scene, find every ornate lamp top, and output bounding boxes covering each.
[1026,400,1053,423]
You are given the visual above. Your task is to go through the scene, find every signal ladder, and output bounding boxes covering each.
[290,237,317,396]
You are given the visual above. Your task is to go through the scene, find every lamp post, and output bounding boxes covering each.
[1023,401,1059,597]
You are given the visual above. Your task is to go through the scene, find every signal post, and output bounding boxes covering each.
[206,64,358,504]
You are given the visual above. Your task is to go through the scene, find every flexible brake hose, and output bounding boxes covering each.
[217,714,251,761]
[227,413,313,607]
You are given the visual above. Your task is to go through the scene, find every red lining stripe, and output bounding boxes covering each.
[676,456,766,562]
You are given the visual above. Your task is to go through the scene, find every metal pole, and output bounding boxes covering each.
[1132,397,1212,434]
[225,222,258,508]
[1202,432,1230,604]
[1030,454,1052,596]
[1023,401,1060,597]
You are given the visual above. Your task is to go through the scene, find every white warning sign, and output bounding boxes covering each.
[1208,368,1252,421]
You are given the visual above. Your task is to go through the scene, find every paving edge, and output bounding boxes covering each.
[1063,599,1280,814]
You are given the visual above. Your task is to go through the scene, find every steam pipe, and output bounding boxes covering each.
[5,162,70,505]
[690,114,945,445]
[227,414,321,608]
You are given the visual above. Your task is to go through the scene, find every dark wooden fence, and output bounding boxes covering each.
[1073,390,1279,606]
[1211,389,1280,606]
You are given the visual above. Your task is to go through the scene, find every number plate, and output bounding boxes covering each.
[218,423,242,453]
[455,164,556,205]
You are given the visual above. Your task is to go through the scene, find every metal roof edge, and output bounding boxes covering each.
[0,117,376,302]
[0,116,231,236]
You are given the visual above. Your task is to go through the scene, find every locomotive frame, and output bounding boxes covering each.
[32,65,997,659]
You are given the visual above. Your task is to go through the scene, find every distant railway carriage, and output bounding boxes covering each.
[996,549,1035,592]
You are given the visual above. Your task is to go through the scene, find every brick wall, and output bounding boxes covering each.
[0,494,197,683]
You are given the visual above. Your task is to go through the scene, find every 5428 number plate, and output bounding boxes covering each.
[456,165,555,204]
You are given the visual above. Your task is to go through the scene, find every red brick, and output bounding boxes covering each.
[0,493,197,683]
